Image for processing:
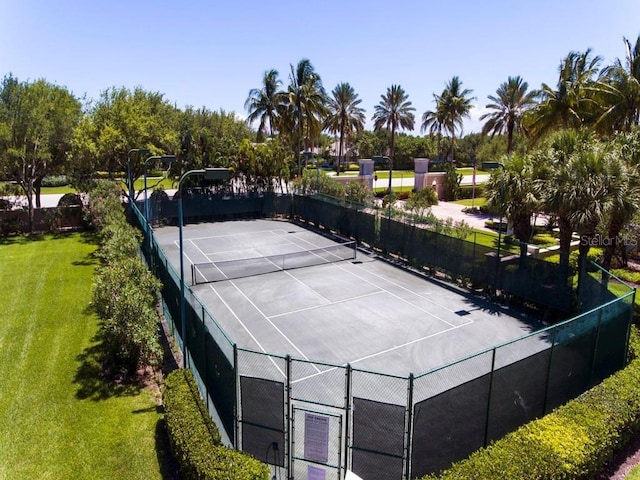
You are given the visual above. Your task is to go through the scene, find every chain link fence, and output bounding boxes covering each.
[130,196,635,479]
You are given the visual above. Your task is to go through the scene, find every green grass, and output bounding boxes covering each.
[0,234,164,480]
[451,197,487,207]
[373,170,414,180]
[456,167,490,175]
[627,460,640,479]
[40,185,77,195]
[132,177,175,191]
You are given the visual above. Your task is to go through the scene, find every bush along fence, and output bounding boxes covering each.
[131,193,635,479]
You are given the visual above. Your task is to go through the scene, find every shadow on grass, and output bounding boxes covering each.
[74,336,142,401]
[0,232,48,245]
[155,417,180,480]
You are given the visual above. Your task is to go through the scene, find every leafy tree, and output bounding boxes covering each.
[324,82,366,175]
[354,129,388,160]
[244,69,284,140]
[406,187,438,219]
[177,106,253,178]
[71,86,180,197]
[393,134,436,169]
[0,74,81,229]
[372,85,415,193]
[480,76,538,153]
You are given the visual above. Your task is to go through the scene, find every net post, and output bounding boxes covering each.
[191,263,195,286]
[404,372,414,480]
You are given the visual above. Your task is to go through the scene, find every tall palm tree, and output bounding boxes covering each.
[372,84,415,195]
[484,153,539,245]
[244,69,284,140]
[480,76,538,153]
[600,131,640,273]
[283,59,327,174]
[526,49,603,140]
[597,35,640,133]
[324,82,366,175]
[422,76,474,162]
[421,95,448,159]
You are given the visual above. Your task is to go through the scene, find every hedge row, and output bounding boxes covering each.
[164,369,269,480]
[89,180,162,374]
[421,325,640,479]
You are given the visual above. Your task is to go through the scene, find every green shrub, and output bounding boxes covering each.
[42,175,70,187]
[57,192,83,207]
[458,184,485,200]
[164,370,269,480]
[611,268,640,285]
[88,179,163,374]
[420,326,640,479]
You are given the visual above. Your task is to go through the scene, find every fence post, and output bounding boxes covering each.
[405,373,414,480]
[589,306,605,387]
[233,344,239,448]
[624,291,636,365]
[543,327,559,414]
[344,364,353,475]
[483,348,497,447]
[286,355,293,479]
[202,305,208,412]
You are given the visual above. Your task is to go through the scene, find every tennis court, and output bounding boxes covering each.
[154,219,544,376]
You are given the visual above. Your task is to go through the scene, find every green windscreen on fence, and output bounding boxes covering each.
[240,376,285,466]
[351,398,405,480]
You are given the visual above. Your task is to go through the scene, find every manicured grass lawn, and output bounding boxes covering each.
[451,197,487,207]
[40,185,77,195]
[372,170,414,180]
[132,177,175,191]
[0,234,164,479]
[628,459,640,478]
[456,167,490,175]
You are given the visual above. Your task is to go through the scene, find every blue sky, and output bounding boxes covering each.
[1,0,639,133]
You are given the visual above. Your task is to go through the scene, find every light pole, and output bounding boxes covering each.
[144,154,176,223]
[495,163,506,291]
[177,168,230,368]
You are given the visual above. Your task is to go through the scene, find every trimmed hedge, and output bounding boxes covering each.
[421,325,640,479]
[164,369,269,480]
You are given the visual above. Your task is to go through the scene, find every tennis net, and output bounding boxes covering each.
[191,241,357,284]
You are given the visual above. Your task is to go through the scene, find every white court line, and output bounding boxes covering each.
[268,290,384,319]
[229,281,322,374]
[189,237,210,260]
[336,264,458,328]
[291,320,473,384]
[206,283,286,379]
[202,242,293,257]
[186,228,294,242]
[347,264,466,316]
[281,269,333,305]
